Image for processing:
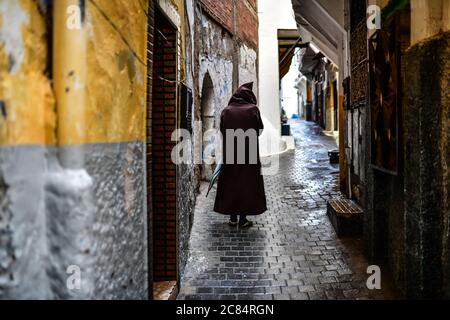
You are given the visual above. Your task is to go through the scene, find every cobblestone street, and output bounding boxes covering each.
[178,120,397,300]
[1,0,447,301]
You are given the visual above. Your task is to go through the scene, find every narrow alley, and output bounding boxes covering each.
[178,120,396,300]
[1,0,448,302]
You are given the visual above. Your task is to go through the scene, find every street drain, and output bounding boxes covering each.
[285,185,305,190]
[307,166,328,171]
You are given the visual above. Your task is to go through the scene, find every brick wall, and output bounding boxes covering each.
[146,0,155,296]
[236,0,258,49]
[200,0,258,49]
[199,0,233,33]
[152,9,178,282]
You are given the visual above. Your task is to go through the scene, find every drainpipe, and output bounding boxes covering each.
[53,0,87,169]
[49,0,94,300]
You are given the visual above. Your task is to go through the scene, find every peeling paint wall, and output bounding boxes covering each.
[0,0,55,299]
[239,43,258,98]
[188,0,258,162]
[0,0,56,146]
[0,0,149,299]
[197,14,234,125]
[54,0,148,145]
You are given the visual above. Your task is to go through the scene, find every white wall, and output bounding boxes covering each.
[297,77,307,118]
[281,49,301,119]
[258,0,298,155]
[239,43,258,98]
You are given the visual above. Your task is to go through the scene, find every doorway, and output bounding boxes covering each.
[333,80,338,131]
[200,73,216,181]
[151,7,178,294]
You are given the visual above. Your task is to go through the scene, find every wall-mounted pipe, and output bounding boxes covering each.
[53,0,87,168]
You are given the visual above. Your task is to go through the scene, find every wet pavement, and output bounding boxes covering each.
[178,120,397,300]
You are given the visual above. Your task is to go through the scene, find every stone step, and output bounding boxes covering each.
[154,281,178,300]
[327,198,363,237]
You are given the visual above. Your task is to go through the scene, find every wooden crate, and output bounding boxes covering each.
[327,198,363,237]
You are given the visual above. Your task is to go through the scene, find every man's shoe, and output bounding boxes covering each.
[228,220,238,226]
[239,220,253,228]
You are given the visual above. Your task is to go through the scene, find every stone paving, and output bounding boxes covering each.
[178,120,397,300]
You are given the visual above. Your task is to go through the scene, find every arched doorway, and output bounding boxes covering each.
[200,73,216,181]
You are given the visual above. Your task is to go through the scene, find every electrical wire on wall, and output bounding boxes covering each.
[153,25,188,86]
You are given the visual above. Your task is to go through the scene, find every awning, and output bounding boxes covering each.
[279,46,295,80]
[298,46,321,80]
[291,0,346,66]
[278,29,308,80]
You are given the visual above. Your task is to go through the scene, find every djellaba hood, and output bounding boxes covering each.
[228,82,257,106]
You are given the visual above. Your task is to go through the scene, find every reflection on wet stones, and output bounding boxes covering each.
[178,120,397,301]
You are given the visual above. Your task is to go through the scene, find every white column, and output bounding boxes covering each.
[258,0,297,155]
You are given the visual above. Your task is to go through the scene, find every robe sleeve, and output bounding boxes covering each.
[255,107,264,136]
[220,110,225,135]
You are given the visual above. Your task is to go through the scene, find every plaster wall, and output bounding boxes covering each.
[258,0,297,155]
[0,0,149,299]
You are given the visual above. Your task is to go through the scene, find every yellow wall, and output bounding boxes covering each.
[0,0,56,146]
[54,0,149,145]
[1,0,190,146]
[411,0,450,45]
[368,0,391,8]
[369,0,450,46]
[1,0,151,146]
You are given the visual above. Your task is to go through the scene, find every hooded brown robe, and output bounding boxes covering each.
[214,83,267,216]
